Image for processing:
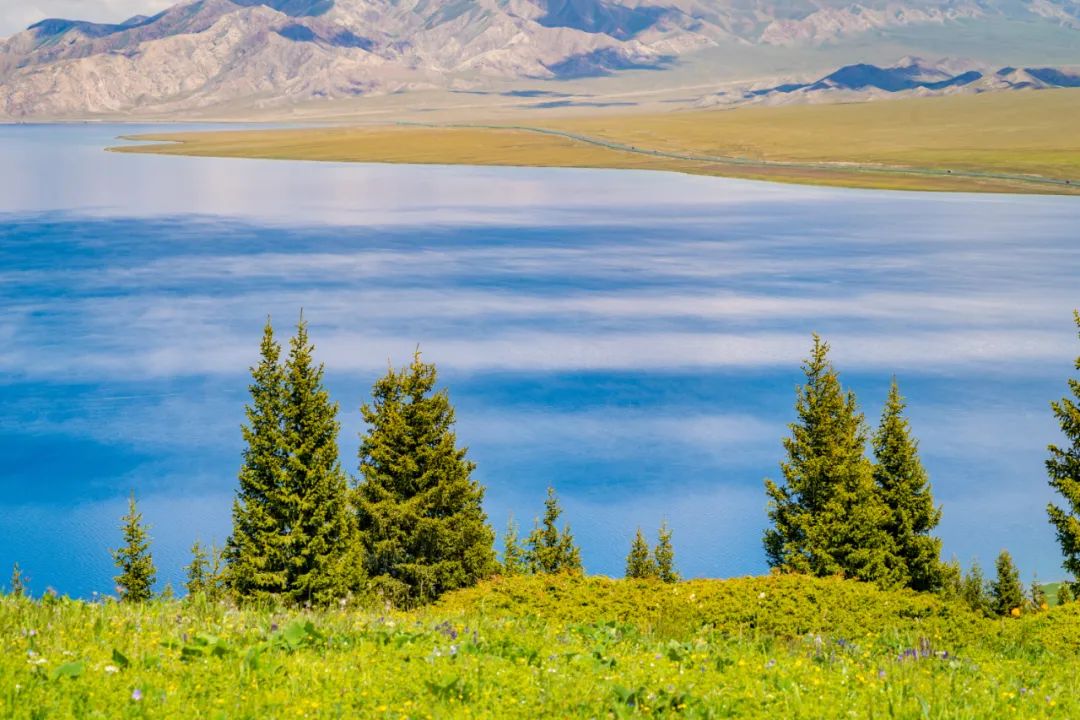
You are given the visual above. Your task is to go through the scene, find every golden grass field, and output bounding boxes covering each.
[116,89,1080,194]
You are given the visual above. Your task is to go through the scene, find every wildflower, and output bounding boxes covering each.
[765,659,776,669]
[132,689,143,702]
[1010,607,1021,617]
[104,665,119,674]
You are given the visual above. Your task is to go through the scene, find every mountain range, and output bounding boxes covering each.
[1,0,1079,119]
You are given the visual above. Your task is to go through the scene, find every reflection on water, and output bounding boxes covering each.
[1,125,1078,596]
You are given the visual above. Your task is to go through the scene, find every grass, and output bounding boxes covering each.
[4,573,1080,718]
[114,90,1080,195]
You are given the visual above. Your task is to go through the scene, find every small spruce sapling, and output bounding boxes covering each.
[502,516,527,576]
[654,521,679,583]
[1030,574,1048,611]
[112,493,156,603]
[992,550,1025,617]
[9,563,26,597]
[625,528,657,579]
[525,487,582,574]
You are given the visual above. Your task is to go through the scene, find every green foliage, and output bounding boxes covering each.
[185,541,210,597]
[992,551,1025,617]
[501,517,527,576]
[1047,311,1080,585]
[281,317,363,606]
[9,563,26,598]
[112,494,156,603]
[8,575,1080,718]
[225,318,362,606]
[1058,583,1074,605]
[1030,575,1048,612]
[654,521,678,584]
[356,351,496,605]
[224,320,290,600]
[525,487,582,574]
[625,529,657,580]
[873,379,943,591]
[764,335,899,587]
[960,561,994,617]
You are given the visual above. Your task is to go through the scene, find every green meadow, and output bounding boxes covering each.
[4,574,1080,719]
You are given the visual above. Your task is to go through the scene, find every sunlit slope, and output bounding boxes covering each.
[118,90,1080,194]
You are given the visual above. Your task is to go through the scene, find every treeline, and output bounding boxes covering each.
[8,313,1080,617]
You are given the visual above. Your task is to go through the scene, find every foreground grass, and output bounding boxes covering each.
[115,90,1080,194]
[3,574,1080,718]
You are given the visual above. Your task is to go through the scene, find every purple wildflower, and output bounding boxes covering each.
[132,689,143,702]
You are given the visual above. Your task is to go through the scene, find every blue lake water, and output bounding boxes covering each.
[1,124,1078,597]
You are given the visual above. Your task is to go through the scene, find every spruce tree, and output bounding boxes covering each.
[224,320,290,600]
[1030,574,1048,611]
[112,493,156,603]
[939,557,963,601]
[281,317,363,606]
[873,379,943,591]
[764,335,899,587]
[992,550,1024,617]
[502,517,527,576]
[226,318,361,606]
[1047,311,1080,589]
[9,563,25,597]
[525,487,582,574]
[1057,583,1073,605]
[625,528,658,579]
[186,541,210,597]
[960,560,993,617]
[654,521,679,583]
[356,351,496,604]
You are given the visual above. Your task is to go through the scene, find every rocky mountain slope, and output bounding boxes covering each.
[697,57,1080,106]
[1,0,1079,119]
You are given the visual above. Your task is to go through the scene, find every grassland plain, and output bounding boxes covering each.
[116,90,1080,195]
[4,574,1080,719]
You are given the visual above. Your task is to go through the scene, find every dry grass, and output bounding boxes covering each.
[115,90,1080,194]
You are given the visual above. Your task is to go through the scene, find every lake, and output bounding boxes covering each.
[1,124,1078,598]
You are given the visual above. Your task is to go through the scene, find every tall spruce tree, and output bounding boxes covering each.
[992,550,1024,617]
[625,528,658,579]
[224,320,290,600]
[873,379,943,591]
[356,352,496,604]
[654,521,679,583]
[502,517,527,576]
[281,317,363,605]
[1047,311,1080,593]
[525,487,582,574]
[764,335,899,587]
[112,493,156,603]
[225,318,362,606]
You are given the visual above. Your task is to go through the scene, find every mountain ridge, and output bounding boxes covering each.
[2,0,1079,119]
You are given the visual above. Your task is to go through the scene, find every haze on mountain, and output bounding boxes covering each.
[1,0,1079,119]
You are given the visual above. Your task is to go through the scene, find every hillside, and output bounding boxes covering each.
[4,574,1080,718]
[2,0,1080,119]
